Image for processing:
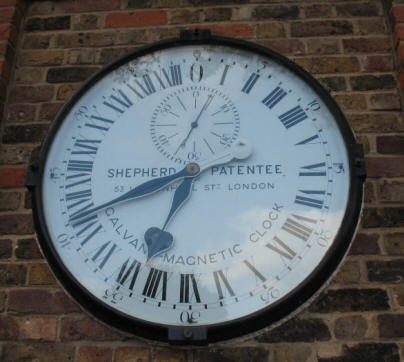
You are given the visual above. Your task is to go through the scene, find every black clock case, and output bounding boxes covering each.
[26,29,366,345]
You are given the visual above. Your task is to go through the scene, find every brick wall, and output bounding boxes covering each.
[0,0,403,361]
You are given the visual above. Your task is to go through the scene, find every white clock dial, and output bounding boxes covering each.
[33,34,364,343]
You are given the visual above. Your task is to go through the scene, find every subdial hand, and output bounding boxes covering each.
[174,94,214,155]
[144,139,252,261]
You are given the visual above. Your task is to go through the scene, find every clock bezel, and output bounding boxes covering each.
[28,30,365,344]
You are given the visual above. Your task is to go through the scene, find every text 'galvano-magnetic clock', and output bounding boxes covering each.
[26,29,366,345]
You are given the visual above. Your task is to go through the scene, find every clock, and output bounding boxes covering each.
[26,29,366,344]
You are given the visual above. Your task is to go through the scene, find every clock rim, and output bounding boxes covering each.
[29,31,365,344]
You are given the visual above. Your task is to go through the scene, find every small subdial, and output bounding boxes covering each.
[150,86,240,165]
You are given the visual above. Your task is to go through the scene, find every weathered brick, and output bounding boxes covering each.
[392,286,404,306]
[378,314,404,338]
[268,345,312,362]
[305,4,334,18]
[0,145,33,165]
[0,191,21,211]
[67,49,96,65]
[378,181,404,203]
[1,343,75,362]
[115,347,150,362]
[117,27,180,45]
[3,124,49,143]
[39,102,63,121]
[255,22,285,38]
[203,7,232,22]
[367,259,404,283]
[0,316,19,340]
[309,289,389,313]
[0,24,18,46]
[334,316,368,340]
[0,167,26,187]
[55,32,116,48]
[47,67,98,83]
[77,346,113,362]
[153,349,187,362]
[60,317,125,341]
[0,290,5,312]
[252,5,300,20]
[369,93,401,111]
[295,57,360,74]
[169,9,201,24]
[363,55,394,72]
[24,190,32,209]
[343,38,391,53]
[363,179,375,201]
[334,94,367,111]
[56,83,79,101]
[25,16,70,32]
[350,75,396,91]
[9,85,54,103]
[256,317,331,342]
[19,50,63,66]
[106,11,167,28]
[357,19,387,35]
[362,207,404,227]
[318,76,347,92]
[8,289,80,314]
[348,113,403,133]
[194,347,270,362]
[307,38,340,54]
[22,33,51,49]
[15,238,42,259]
[0,7,18,24]
[377,136,404,154]
[18,316,58,341]
[29,263,56,285]
[0,239,12,259]
[196,24,253,37]
[98,47,133,65]
[72,14,99,30]
[318,343,400,362]
[60,0,120,13]
[0,264,26,286]
[333,260,361,284]
[259,39,305,55]
[291,21,353,37]
[350,233,380,255]
[383,233,404,255]
[336,2,380,16]
[15,67,44,83]
[7,104,36,123]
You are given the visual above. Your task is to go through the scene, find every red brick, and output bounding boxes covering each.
[377,136,404,154]
[60,317,125,341]
[115,347,149,362]
[106,11,167,28]
[366,157,404,177]
[395,24,404,42]
[0,214,33,234]
[18,316,58,341]
[0,0,18,7]
[393,5,404,22]
[15,238,42,259]
[0,167,26,187]
[0,23,17,46]
[8,289,81,314]
[397,44,404,66]
[0,316,19,340]
[77,346,113,362]
[343,37,391,53]
[0,7,15,24]
[363,55,394,72]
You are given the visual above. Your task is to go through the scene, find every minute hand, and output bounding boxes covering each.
[69,166,197,222]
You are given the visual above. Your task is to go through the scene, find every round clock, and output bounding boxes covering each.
[27,29,366,344]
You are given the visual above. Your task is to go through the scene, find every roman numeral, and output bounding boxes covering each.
[65,188,93,218]
[88,241,120,270]
[66,160,93,189]
[295,190,325,209]
[262,86,287,109]
[142,268,167,300]
[72,139,101,155]
[103,89,133,114]
[241,73,259,94]
[244,260,266,282]
[85,115,114,132]
[179,274,201,303]
[116,258,141,291]
[127,74,157,99]
[213,270,235,299]
[266,236,296,260]
[154,65,182,89]
[67,160,93,173]
[282,214,317,242]
[71,214,103,246]
[279,105,308,129]
[299,162,326,176]
[219,64,230,85]
[295,134,320,145]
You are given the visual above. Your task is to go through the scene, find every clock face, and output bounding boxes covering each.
[35,36,364,343]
